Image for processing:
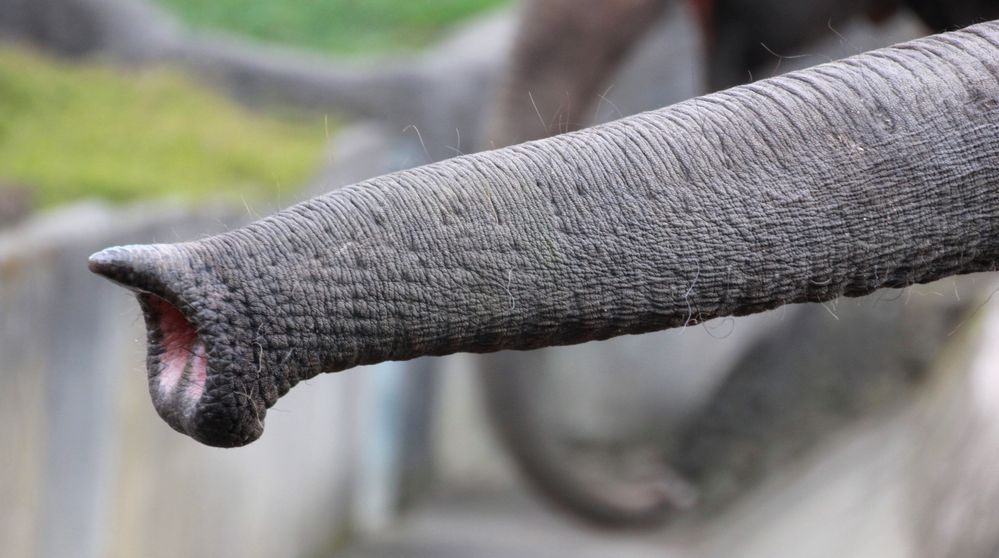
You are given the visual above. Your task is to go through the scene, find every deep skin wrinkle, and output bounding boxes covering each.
[91,21,999,447]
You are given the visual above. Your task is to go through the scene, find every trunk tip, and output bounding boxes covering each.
[88,246,130,276]
[88,244,174,288]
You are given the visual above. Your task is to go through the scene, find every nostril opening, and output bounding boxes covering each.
[92,244,264,446]
[140,293,208,404]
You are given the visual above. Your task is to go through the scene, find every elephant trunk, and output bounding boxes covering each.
[91,21,999,447]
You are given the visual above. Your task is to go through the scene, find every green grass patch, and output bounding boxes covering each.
[156,0,510,55]
[0,47,327,208]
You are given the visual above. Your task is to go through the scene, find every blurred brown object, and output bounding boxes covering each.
[0,183,34,228]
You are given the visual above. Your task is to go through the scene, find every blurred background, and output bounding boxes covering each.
[3,1,999,557]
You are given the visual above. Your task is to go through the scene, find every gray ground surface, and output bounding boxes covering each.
[339,491,678,558]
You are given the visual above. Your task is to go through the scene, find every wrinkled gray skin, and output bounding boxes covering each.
[480,0,999,528]
[90,22,999,449]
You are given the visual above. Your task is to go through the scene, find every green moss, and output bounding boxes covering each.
[156,0,510,55]
[0,48,326,208]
